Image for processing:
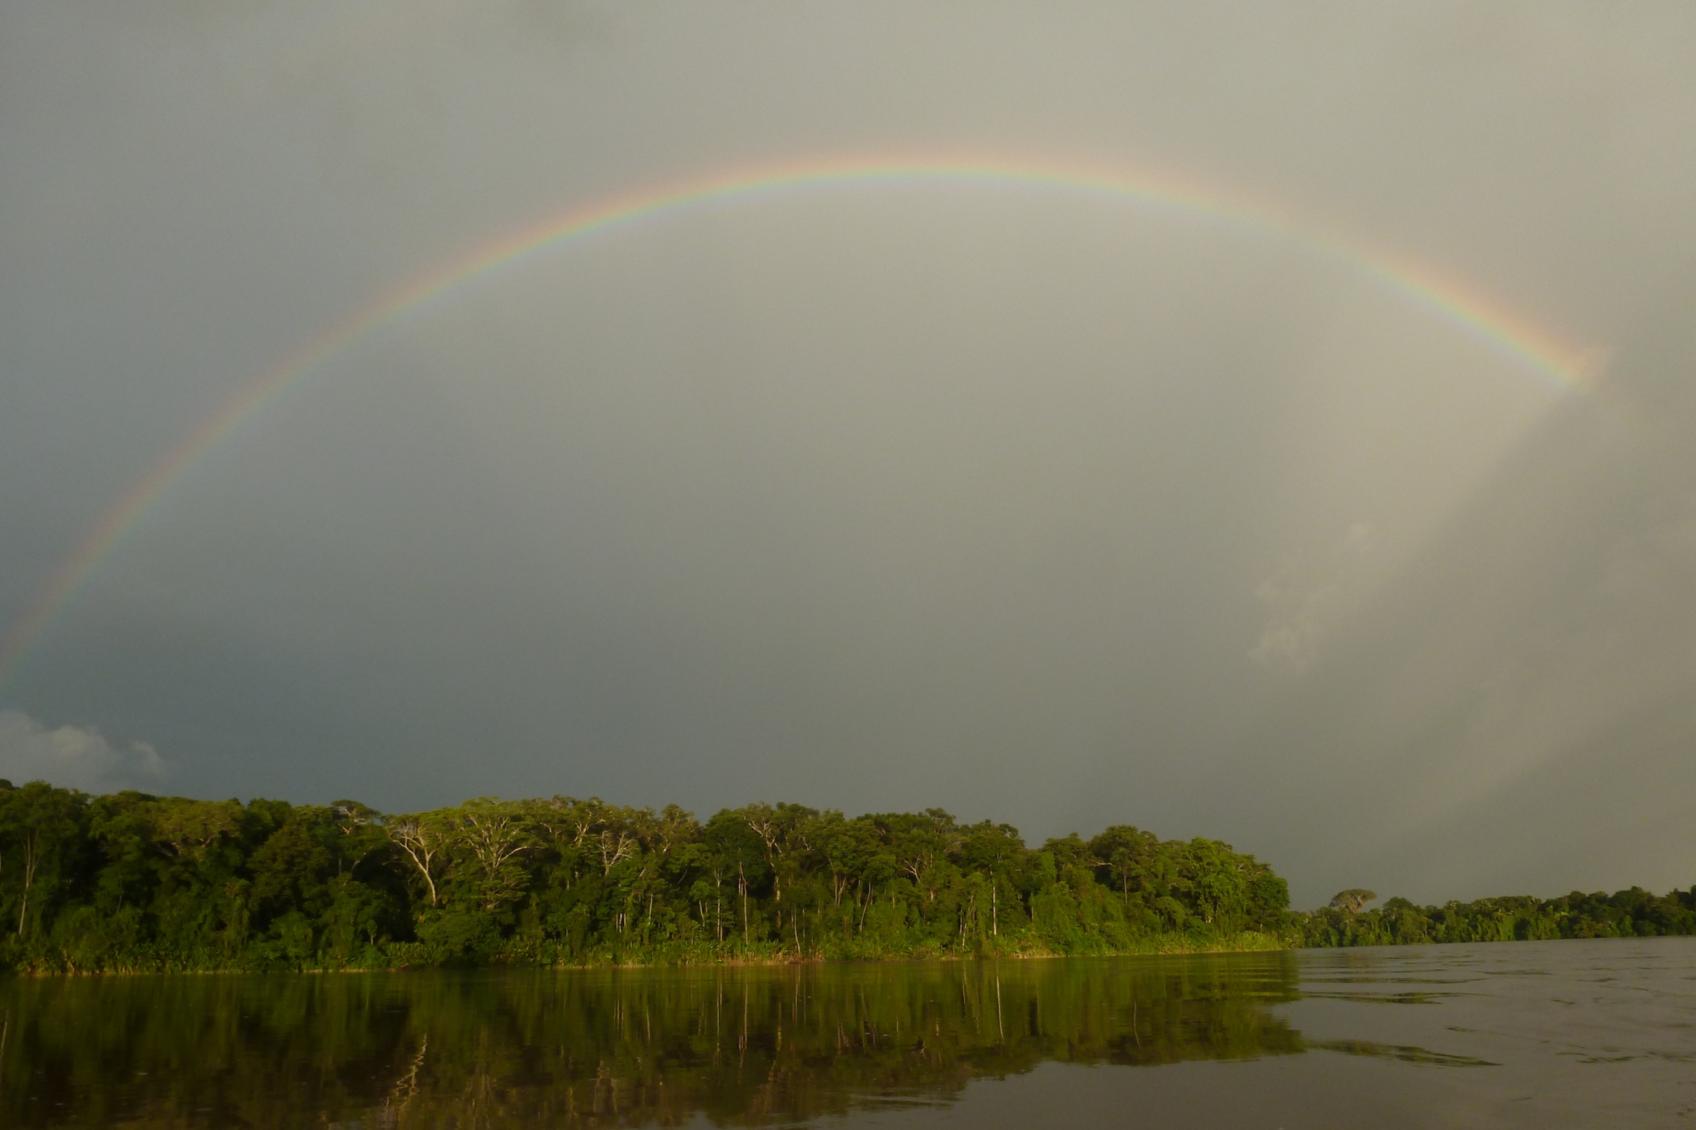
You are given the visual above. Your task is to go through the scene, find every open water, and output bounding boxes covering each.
[1,937,1692,1127]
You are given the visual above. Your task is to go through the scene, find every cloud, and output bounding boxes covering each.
[1250,522,1376,673]
[0,710,167,793]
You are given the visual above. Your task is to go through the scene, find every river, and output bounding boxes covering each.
[2,937,1691,1127]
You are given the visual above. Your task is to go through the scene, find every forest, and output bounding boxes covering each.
[1301,885,1696,946]
[0,781,1290,972]
[0,780,1689,973]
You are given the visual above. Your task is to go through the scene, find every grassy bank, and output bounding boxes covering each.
[7,930,1295,975]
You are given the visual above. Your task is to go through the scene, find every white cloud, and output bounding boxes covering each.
[0,710,167,792]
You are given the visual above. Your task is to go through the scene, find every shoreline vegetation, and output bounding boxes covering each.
[0,781,1690,974]
[11,934,1293,977]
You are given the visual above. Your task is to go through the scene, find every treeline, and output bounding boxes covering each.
[0,781,1291,972]
[1302,887,1696,947]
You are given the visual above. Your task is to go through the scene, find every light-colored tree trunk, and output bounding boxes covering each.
[738,862,749,945]
[17,831,39,938]
[390,821,441,907]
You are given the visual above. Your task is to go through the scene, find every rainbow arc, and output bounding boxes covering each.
[0,152,1601,688]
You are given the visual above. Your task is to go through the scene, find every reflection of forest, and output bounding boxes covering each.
[0,955,1303,1126]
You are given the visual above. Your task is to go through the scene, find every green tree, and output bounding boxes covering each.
[1328,888,1377,914]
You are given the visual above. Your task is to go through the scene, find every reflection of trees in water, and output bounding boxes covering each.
[0,956,1302,1126]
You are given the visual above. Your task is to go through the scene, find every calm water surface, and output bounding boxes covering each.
[2,938,1692,1127]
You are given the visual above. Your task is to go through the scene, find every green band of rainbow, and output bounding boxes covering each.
[0,152,1600,690]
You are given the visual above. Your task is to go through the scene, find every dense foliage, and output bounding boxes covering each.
[1302,887,1696,947]
[0,781,1290,971]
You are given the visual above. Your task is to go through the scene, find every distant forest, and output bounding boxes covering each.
[0,781,1689,972]
[1301,885,1696,947]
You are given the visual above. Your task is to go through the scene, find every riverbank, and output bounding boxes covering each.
[5,930,1294,976]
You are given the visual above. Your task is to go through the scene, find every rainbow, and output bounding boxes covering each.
[0,152,1601,689]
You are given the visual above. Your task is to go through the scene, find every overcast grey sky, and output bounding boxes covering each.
[3,2,1693,906]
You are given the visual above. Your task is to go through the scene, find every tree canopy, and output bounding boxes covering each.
[0,782,1291,971]
[1,780,1686,972]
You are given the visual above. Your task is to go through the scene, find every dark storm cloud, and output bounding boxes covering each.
[3,2,1693,906]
